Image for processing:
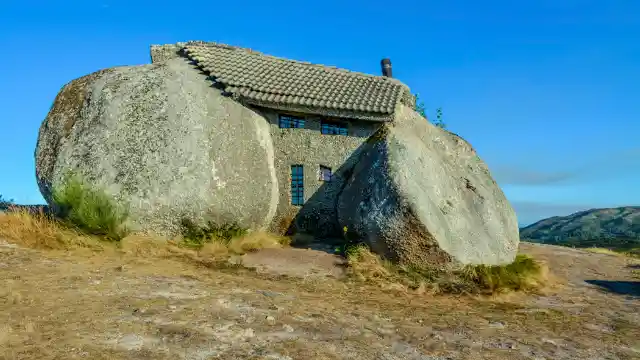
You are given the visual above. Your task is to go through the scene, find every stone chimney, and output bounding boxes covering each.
[381,58,392,77]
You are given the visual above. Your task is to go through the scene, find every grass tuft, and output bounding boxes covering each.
[0,208,105,250]
[460,254,548,293]
[0,209,290,266]
[177,218,290,255]
[179,218,247,248]
[52,172,128,240]
[345,244,548,295]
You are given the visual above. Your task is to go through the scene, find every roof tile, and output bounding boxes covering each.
[181,41,410,121]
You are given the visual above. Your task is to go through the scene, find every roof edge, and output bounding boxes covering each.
[241,98,395,122]
[183,41,396,81]
[151,41,416,117]
[153,41,414,98]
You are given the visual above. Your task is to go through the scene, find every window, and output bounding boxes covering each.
[279,114,305,129]
[290,165,304,205]
[319,165,332,182]
[321,120,348,135]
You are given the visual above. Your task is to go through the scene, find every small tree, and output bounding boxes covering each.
[433,107,447,129]
[0,194,14,208]
[415,93,428,118]
[414,94,446,129]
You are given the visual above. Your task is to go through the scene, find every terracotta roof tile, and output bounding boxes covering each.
[181,41,411,121]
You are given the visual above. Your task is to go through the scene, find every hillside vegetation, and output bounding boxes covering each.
[520,206,640,257]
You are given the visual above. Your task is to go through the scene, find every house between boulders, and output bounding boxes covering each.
[150,42,418,239]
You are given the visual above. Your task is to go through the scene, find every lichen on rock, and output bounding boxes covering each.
[35,58,279,235]
[337,105,519,267]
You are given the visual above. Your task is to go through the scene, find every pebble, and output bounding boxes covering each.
[489,321,505,329]
[265,315,276,324]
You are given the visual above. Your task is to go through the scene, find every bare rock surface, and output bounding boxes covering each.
[241,247,347,279]
[34,58,279,235]
[337,105,519,266]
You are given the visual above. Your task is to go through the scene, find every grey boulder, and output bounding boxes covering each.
[35,58,279,235]
[337,105,519,266]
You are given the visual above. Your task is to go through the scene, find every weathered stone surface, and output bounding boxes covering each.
[337,105,519,266]
[35,58,279,235]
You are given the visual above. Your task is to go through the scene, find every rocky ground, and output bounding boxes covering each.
[0,240,639,360]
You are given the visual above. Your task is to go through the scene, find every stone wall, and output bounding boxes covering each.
[256,108,381,238]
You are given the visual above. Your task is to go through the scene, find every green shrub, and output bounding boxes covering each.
[180,218,247,249]
[52,172,128,240]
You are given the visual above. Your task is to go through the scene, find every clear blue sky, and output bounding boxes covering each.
[0,0,638,226]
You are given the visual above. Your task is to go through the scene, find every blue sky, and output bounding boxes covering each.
[0,0,638,226]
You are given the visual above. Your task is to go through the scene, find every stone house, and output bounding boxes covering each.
[150,41,417,238]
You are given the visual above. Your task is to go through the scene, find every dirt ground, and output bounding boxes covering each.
[1,239,639,360]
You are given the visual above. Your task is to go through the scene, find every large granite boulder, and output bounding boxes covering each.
[35,58,279,235]
[337,105,519,266]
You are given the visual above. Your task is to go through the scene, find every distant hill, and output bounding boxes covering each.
[520,206,640,249]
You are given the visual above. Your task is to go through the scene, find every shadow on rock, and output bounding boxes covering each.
[284,141,369,254]
[584,280,640,297]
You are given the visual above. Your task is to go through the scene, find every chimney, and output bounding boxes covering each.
[381,58,392,77]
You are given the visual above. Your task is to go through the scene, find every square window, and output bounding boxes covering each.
[321,120,348,135]
[319,165,332,181]
[279,114,305,129]
[290,165,304,205]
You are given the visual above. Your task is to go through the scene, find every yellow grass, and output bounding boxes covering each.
[584,247,640,259]
[2,208,549,296]
[0,208,105,250]
[0,209,289,263]
[584,247,622,256]
[345,244,550,295]
[1,209,638,358]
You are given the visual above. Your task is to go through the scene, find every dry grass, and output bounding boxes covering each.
[460,254,550,293]
[2,208,550,297]
[345,244,550,295]
[1,211,639,359]
[0,208,105,250]
[0,209,290,263]
[584,246,640,259]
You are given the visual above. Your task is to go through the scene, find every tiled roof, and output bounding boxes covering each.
[181,41,411,121]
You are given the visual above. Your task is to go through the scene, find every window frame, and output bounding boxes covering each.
[290,165,304,206]
[320,119,349,135]
[279,114,305,129]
